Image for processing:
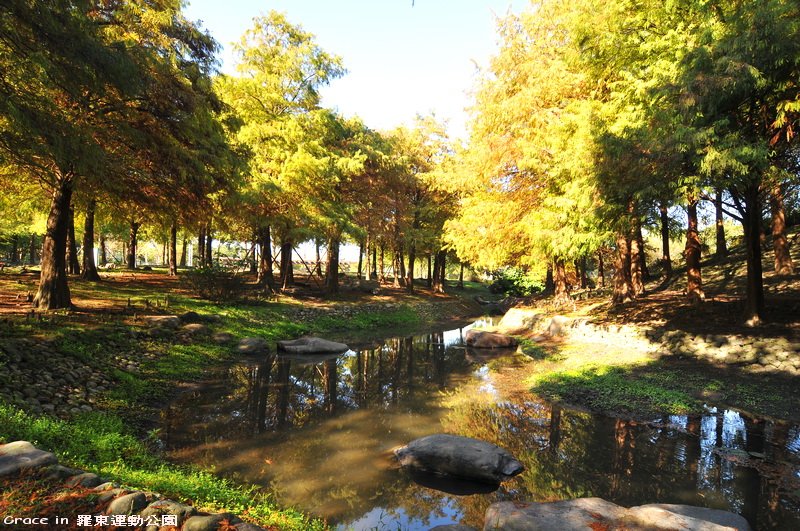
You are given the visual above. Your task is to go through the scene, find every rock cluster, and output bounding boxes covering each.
[0,441,268,531]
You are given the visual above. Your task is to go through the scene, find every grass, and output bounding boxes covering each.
[0,405,322,530]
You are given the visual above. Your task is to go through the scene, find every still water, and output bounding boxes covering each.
[160,320,800,530]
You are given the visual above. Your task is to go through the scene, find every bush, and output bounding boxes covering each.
[182,266,244,301]
[489,267,545,296]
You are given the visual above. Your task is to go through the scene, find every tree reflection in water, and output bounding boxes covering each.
[160,323,800,530]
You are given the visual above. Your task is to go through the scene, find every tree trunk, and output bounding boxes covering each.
[257,226,275,293]
[81,199,101,281]
[635,221,650,281]
[770,182,794,276]
[168,222,178,276]
[249,237,258,274]
[406,244,416,293]
[553,258,571,307]
[579,256,587,289]
[427,254,432,288]
[371,245,377,279]
[10,236,19,263]
[742,184,765,325]
[98,233,107,266]
[66,206,80,275]
[280,241,294,289]
[179,237,187,267]
[630,226,645,297]
[685,198,704,304]
[358,240,364,280]
[364,236,371,281]
[392,250,401,287]
[612,232,633,304]
[378,245,386,283]
[326,236,340,295]
[197,227,206,267]
[34,175,74,310]
[714,189,728,259]
[659,202,672,277]
[127,220,140,270]
[205,220,213,267]
[432,250,446,294]
[545,263,554,292]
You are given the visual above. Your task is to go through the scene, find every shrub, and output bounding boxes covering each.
[182,266,244,301]
[489,267,545,296]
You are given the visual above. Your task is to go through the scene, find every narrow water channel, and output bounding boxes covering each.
[159,320,800,530]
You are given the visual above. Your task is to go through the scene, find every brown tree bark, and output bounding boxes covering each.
[66,206,80,275]
[34,175,74,309]
[378,245,386,283]
[770,182,795,275]
[205,220,213,267]
[553,258,571,307]
[197,227,206,267]
[634,221,650,282]
[545,263,554,292]
[179,237,187,267]
[427,254,432,288]
[127,220,140,270]
[98,233,107,267]
[630,225,645,297]
[612,232,633,304]
[371,245,377,280]
[357,240,364,280]
[432,249,446,294]
[256,226,275,293]
[714,189,728,259]
[406,244,416,293]
[81,199,101,281]
[280,240,294,289]
[659,202,672,277]
[685,198,705,304]
[326,236,340,295]
[168,222,178,276]
[742,184,765,324]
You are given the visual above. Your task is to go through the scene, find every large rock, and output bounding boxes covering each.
[277,337,349,354]
[394,434,523,484]
[237,337,268,355]
[483,498,752,531]
[497,308,543,334]
[465,329,518,349]
[0,441,58,477]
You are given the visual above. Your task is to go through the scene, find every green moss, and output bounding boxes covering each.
[531,364,701,416]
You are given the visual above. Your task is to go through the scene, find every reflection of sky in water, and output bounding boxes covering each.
[336,498,461,531]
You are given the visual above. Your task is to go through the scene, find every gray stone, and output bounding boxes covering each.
[213,332,234,344]
[277,337,349,354]
[394,434,523,484]
[145,315,181,328]
[66,472,104,488]
[107,491,148,515]
[96,488,127,505]
[464,329,518,349]
[43,464,84,480]
[0,441,58,477]
[140,499,198,526]
[237,337,268,355]
[546,315,572,337]
[182,513,242,531]
[634,504,751,530]
[497,308,543,334]
[179,311,202,323]
[483,499,750,531]
[181,323,209,335]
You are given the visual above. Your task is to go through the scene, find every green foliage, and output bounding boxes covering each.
[181,265,245,301]
[489,267,545,296]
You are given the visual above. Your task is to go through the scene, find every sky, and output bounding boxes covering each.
[183,0,528,139]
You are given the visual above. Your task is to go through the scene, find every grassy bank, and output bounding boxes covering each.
[0,271,479,529]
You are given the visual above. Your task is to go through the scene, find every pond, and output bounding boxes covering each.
[159,320,800,530]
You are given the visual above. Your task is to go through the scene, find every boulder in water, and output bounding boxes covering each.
[394,433,524,484]
[464,329,518,349]
[277,337,349,354]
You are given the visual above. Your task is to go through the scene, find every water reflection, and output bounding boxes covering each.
[160,322,800,530]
